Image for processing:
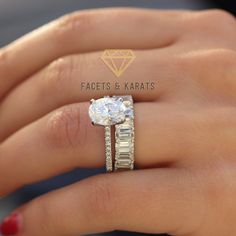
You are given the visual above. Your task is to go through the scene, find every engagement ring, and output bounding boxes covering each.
[89,95,135,172]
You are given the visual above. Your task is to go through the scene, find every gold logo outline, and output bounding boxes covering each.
[101,49,135,77]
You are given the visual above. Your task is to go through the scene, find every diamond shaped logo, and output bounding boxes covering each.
[101,50,135,77]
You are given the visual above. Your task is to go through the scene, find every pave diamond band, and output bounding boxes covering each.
[105,125,113,172]
[89,95,135,172]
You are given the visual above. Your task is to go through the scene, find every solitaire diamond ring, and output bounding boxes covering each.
[89,95,135,172]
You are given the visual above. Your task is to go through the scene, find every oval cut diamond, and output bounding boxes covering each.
[89,97,129,126]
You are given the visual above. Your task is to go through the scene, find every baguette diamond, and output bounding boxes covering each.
[115,96,135,170]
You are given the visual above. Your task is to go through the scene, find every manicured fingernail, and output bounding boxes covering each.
[0,213,21,235]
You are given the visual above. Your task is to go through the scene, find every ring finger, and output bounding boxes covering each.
[0,102,186,196]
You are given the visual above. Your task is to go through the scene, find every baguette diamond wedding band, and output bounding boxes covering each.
[115,96,134,170]
[89,95,135,172]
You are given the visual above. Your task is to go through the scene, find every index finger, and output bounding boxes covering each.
[0,8,187,97]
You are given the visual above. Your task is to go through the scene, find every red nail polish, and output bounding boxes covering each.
[0,213,20,235]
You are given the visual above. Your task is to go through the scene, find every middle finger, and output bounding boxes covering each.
[0,50,172,140]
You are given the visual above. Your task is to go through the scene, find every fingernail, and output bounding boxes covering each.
[0,213,21,235]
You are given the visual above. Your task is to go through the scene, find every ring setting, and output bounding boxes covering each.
[89,95,135,172]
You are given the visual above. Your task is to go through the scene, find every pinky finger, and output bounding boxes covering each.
[1,169,204,236]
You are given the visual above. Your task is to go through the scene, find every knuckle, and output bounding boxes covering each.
[203,164,235,209]
[178,49,236,73]
[197,9,236,32]
[52,8,135,45]
[53,11,95,44]
[102,8,137,19]
[214,49,236,69]
[198,49,235,67]
[201,164,236,235]
[0,49,9,77]
[187,9,236,36]
[203,9,236,23]
[46,105,84,149]
[44,56,75,94]
[86,176,118,220]
[28,198,58,235]
[0,49,8,68]
[41,54,91,99]
[202,49,236,77]
[177,49,236,95]
[60,11,92,32]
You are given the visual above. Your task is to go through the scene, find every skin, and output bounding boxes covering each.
[0,7,236,235]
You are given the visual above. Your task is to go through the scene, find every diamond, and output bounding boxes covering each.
[89,97,132,126]
[101,50,135,77]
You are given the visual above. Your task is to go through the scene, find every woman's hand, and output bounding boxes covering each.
[1,8,236,236]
